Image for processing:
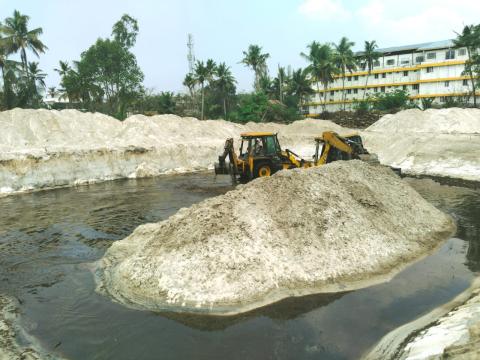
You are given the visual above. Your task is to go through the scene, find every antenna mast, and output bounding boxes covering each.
[187,34,195,74]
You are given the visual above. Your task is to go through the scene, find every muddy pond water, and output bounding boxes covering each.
[0,173,479,360]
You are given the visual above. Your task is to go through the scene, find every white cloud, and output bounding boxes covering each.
[298,0,351,21]
[356,0,480,45]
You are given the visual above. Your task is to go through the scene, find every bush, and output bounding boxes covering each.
[372,89,410,112]
[353,98,372,115]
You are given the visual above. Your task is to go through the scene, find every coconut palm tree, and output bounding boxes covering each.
[454,25,480,107]
[54,60,70,78]
[1,10,47,75]
[302,42,337,112]
[183,73,196,97]
[360,40,381,100]
[334,37,357,110]
[194,60,209,120]
[47,86,56,98]
[241,44,270,91]
[215,62,236,119]
[289,68,314,111]
[28,61,46,93]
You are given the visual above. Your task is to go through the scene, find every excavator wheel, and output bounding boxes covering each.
[255,162,272,178]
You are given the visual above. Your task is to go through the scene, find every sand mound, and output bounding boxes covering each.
[97,161,454,315]
[363,108,480,181]
[0,109,351,195]
[364,279,480,360]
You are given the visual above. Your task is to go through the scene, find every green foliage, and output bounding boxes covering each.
[230,92,269,123]
[372,90,410,112]
[241,44,270,91]
[140,91,176,114]
[229,92,298,123]
[352,98,372,115]
[59,15,144,119]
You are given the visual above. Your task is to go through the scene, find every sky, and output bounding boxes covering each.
[1,0,479,93]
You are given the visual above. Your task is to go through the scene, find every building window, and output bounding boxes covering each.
[440,96,446,103]
[401,59,410,65]
[374,74,379,79]
[374,60,380,67]
[427,52,436,60]
[330,90,335,95]
[382,73,386,78]
[445,81,450,87]
[463,79,469,86]
[403,71,409,76]
[386,59,395,65]
[403,85,407,90]
[381,86,386,93]
[459,48,467,56]
[353,88,358,94]
[445,49,455,60]
[426,67,434,73]
[347,76,352,82]
[416,56,425,63]
[413,84,419,90]
[354,75,358,81]
[347,89,352,94]
[373,87,378,93]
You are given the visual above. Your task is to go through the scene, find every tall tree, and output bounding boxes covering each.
[183,73,196,98]
[241,44,270,91]
[214,62,236,119]
[0,10,47,74]
[454,25,480,107]
[334,37,357,110]
[54,60,71,77]
[289,68,314,111]
[112,14,139,49]
[302,42,337,112]
[194,60,209,120]
[360,40,381,100]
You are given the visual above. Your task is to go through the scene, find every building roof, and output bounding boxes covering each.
[356,39,455,57]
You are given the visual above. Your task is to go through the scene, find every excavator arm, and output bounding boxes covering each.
[214,138,242,184]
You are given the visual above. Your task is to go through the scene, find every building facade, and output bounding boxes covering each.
[305,39,474,115]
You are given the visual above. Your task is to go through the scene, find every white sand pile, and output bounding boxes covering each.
[97,161,455,315]
[363,108,480,181]
[364,279,480,360]
[0,108,351,195]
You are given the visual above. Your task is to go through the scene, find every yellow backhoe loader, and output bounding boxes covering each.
[215,131,385,184]
[214,132,312,184]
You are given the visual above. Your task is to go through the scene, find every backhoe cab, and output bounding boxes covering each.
[214,132,311,184]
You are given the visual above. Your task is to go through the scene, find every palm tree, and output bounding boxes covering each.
[28,61,46,94]
[241,44,270,91]
[289,68,314,112]
[54,60,70,77]
[215,62,236,120]
[1,10,47,75]
[360,40,381,100]
[194,61,209,120]
[454,25,480,107]
[334,37,357,110]
[48,86,56,98]
[183,73,196,98]
[302,42,337,112]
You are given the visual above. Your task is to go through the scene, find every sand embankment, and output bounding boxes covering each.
[364,278,480,360]
[97,161,455,315]
[0,109,350,195]
[363,108,480,181]
[0,295,60,360]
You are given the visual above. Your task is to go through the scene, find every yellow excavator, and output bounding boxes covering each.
[214,131,380,184]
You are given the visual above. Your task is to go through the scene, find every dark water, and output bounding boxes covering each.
[0,174,479,360]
